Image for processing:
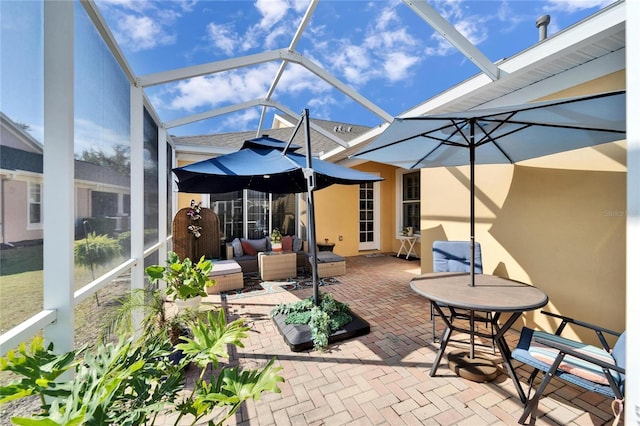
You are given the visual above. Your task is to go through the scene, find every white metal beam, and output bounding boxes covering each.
[403,0,500,81]
[43,0,75,354]
[626,0,639,421]
[140,50,284,87]
[259,0,319,133]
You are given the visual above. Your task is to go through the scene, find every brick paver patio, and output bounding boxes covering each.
[158,253,619,425]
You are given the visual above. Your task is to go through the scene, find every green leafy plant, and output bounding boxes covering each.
[146,251,215,301]
[1,309,285,426]
[101,288,196,347]
[271,293,352,351]
[74,232,120,268]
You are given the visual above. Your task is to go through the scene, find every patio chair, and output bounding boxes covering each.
[431,241,494,346]
[512,311,625,425]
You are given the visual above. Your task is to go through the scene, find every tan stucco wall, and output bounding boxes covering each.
[419,72,626,343]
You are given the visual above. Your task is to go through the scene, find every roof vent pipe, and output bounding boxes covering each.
[536,15,550,41]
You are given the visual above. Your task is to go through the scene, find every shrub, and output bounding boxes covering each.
[74,232,121,268]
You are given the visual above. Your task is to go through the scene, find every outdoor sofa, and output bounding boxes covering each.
[226,236,308,274]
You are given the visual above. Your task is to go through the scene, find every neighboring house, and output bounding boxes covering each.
[0,112,130,245]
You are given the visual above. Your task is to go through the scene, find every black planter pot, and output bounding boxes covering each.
[168,348,186,365]
[272,310,370,352]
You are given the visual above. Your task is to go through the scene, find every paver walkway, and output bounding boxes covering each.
[157,253,619,425]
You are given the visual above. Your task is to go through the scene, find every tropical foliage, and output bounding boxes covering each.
[271,293,352,351]
[1,310,284,425]
[145,251,214,300]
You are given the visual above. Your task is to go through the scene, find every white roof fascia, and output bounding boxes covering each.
[1,112,43,153]
[403,0,500,81]
[483,48,625,108]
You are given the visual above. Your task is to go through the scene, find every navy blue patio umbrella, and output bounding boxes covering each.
[173,109,383,305]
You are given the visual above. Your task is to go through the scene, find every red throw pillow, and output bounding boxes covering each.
[281,235,293,251]
[241,240,257,256]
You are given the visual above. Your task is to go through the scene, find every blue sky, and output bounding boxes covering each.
[1,0,617,143]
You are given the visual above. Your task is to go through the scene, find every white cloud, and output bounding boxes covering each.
[315,3,420,87]
[218,109,261,132]
[278,63,332,95]
[96,0,181,52]
[116,15,176,52]
[383,52,419,82]
[168,63,280,111]
[255,0,290,29]
[206,22,237,55]
[543,0,616,13]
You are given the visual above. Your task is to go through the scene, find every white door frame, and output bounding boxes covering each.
[359,178,380,251]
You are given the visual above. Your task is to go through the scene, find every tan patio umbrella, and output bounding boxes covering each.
[353,90,626,287]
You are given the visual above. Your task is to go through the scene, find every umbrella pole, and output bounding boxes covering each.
[470,122,476,288]
[302,109,320,306]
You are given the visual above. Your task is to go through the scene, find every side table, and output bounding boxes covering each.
[258,252,297,280]
[317,241,335,252]
[396,236,418,259]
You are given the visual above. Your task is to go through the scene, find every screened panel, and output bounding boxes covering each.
[72,3,132,348]
[143,108,159,248]
[0,1,45,334]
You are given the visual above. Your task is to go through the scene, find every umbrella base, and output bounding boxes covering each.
[272,310,370,352]
[447,349,498,382]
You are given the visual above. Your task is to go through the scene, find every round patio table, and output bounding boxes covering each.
[410,272,548,403]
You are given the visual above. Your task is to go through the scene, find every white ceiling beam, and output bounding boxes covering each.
[164,99,266,128]
[259,1,320,133]
[140,50,284,87]
[403,0,500,81]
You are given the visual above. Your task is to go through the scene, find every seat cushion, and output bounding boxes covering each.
[315,251,344,263]
[517,328,622,386]
[209,260,242,276]
[432,241,482,273]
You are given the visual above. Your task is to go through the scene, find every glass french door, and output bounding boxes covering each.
[359,181,379,250]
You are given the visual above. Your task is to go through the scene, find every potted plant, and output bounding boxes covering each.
[146,251,215,310]
[101,288,196,364]
[271,293,353,351]
[270,228,282,252]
